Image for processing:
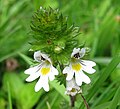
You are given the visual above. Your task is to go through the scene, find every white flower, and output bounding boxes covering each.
[24,51,58,92]
[65,78,82,96]
[63,48,96,86]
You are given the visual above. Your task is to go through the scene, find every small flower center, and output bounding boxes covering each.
[74,53,80,59]
[72,63,81,72]
[71,88,76,92]
[41,67,50,75]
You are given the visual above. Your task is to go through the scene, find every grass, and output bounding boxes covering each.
[0,0,120,109]
[7,82,12,109]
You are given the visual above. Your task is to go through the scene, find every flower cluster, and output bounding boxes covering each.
[24,7,96,97]
[25,51,58,92]
[63,48,96,96]
[25,48,96,96]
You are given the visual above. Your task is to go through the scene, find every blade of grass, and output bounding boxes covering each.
[93,57,120,68]
[79,55,120,109]
[18,52,34,65]
[91,80,119,107]
[93,102,111,109]
[7,82,13,109]
[109,86,120,109]
[50,93,59,108]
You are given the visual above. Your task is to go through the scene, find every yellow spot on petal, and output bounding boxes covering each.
[72,63,81,72]
[41,67,50,75]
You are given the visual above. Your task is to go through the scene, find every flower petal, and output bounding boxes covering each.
[66,71,74,81]
[63,66,74,81]
[66,78,79,91]
[34,51,42,62]
[35,76,49,92]
[79,70,91,84]
[81,60,96,67]
[35,77,42,92]
[66,79,74,91]
[49,73,55,81]
[24,65,40,74]
[66,72,74,81]
[26,72,40,82]
[75,72,82,86]
[42,76,49,92]
[79,48,85,58]
[51,66,59,75]
[34,51,51,62]
[63,67,70,74]
[81,65,96,74]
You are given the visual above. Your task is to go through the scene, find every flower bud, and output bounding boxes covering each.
[54,40,65,54]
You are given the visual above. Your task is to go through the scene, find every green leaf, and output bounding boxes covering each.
[0,97,6,109]
[2,72,43,109]
[50,80,69,102]
[2,73,24,98]
[18,82,43,109]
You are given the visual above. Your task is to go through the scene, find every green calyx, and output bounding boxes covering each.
[29,7,81,65]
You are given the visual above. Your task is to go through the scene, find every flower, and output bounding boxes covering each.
[63,48,96,86]
[65,78,82,96]
[24,51,59,92]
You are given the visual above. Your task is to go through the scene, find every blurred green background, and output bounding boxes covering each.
[0,0,120,109]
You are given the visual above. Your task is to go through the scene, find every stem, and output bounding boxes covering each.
[81,94,90,109]
[70,95,76,107]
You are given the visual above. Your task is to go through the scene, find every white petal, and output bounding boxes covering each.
[24,65,40,74]
[34,51,51,62]
[35,77,42,92]
[81,65,96,74]
[51,66,59,75]
[35,76,49,92]
[63,67,70,74]
[81,60,96,67]
[66,78,79,90]
[63,66,74,80]
[26,72,40,82]
[79,48,86,58]
[42,76,49,92]
[49,73,55,81]
[34,51,42,62]
[70,92,77,96]
[75,72,82,86]
[66,71,74,81]
[66,79,75,90]
[79,70,91,84]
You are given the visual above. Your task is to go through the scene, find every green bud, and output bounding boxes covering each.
[30,7,81,65]
[54,40,65,54]
[54,46,62,54]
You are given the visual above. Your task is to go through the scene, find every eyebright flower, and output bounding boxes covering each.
[24,51,59,92]
[63,48,96,86]
[65,78,82,96]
